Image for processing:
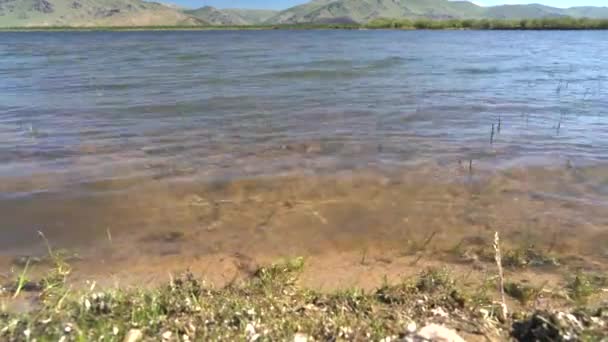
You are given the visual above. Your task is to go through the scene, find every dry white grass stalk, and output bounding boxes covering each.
[494,232,508,321]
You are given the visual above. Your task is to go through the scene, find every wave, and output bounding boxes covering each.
[257,69,363,80]
[303,59,355,68]
[363,56,408,71]
[455,67,500,75]
[175,53,211,61]
[257,56,409,80]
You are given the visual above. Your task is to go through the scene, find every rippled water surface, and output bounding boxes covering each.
[1,31,607,273]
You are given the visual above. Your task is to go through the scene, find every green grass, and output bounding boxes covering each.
[1,258,607,341]
[366,17,608,30]
[504,281,544,306]
[11,259,31,299]
[0,24,361,31]
[458,244,560,269]
[566,272,608,304]
[3,261,483,340]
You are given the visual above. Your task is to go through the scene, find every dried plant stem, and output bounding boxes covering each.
[38,230,54,258]
[410,231,437,266]
[494,232,508,321]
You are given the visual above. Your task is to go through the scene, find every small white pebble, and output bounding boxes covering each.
[431,307,449,318]
[591,316,605,327]
[406,321,417,333]
[113,326,119,336]
[162,331,173,340]
[64,325,72,333]
[338,326,352,337]
[417,324,465,342]
[479,308,490,319]
[23,329,31,338]
[124,329,143,342]
[293,333,310,342]
[245,323,256,335]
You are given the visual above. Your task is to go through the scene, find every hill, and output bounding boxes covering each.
[223,8,278,24]
[266,0,608,24]
[0,0,205,27]
[562,6,608,19]
[185,6,278,25]
[2,0,608,27]
[184,6,247,25]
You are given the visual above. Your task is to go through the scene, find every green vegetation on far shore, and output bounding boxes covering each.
[0,23,362,31]
[366,17,608,30]
[2,17,608,31]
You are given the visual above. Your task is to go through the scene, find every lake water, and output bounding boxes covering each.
[1,30,607,280]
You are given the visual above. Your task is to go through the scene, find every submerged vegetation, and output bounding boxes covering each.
[1,255,607,341]
[3,17,608,31]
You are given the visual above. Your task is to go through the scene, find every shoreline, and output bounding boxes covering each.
[3,27,608,32]
[2,17,608,31]
[2,165,607,340]
[1,164,607,339]
[1,254,607,340]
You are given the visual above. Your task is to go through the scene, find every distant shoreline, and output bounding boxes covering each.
[2,17,608,31]
[2,27,608,32]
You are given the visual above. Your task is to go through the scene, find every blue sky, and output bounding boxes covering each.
[172,0,607,10]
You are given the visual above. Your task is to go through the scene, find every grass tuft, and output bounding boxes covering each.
[12,259,31,299]
[566,272,607,304]
[504,282,543,306]
[1,259,606,341]
[416,267,454,293]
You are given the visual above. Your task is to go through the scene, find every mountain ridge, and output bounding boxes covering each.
[266,0,608,24]
[184,6,277,25]
[0,0,204,27]
[1,0,608,27]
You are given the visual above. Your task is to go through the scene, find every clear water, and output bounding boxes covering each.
[0,30,607,262]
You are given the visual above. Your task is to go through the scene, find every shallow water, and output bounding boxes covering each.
[0,31,607,277]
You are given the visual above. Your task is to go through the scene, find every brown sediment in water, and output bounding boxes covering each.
[1,161,607,290]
